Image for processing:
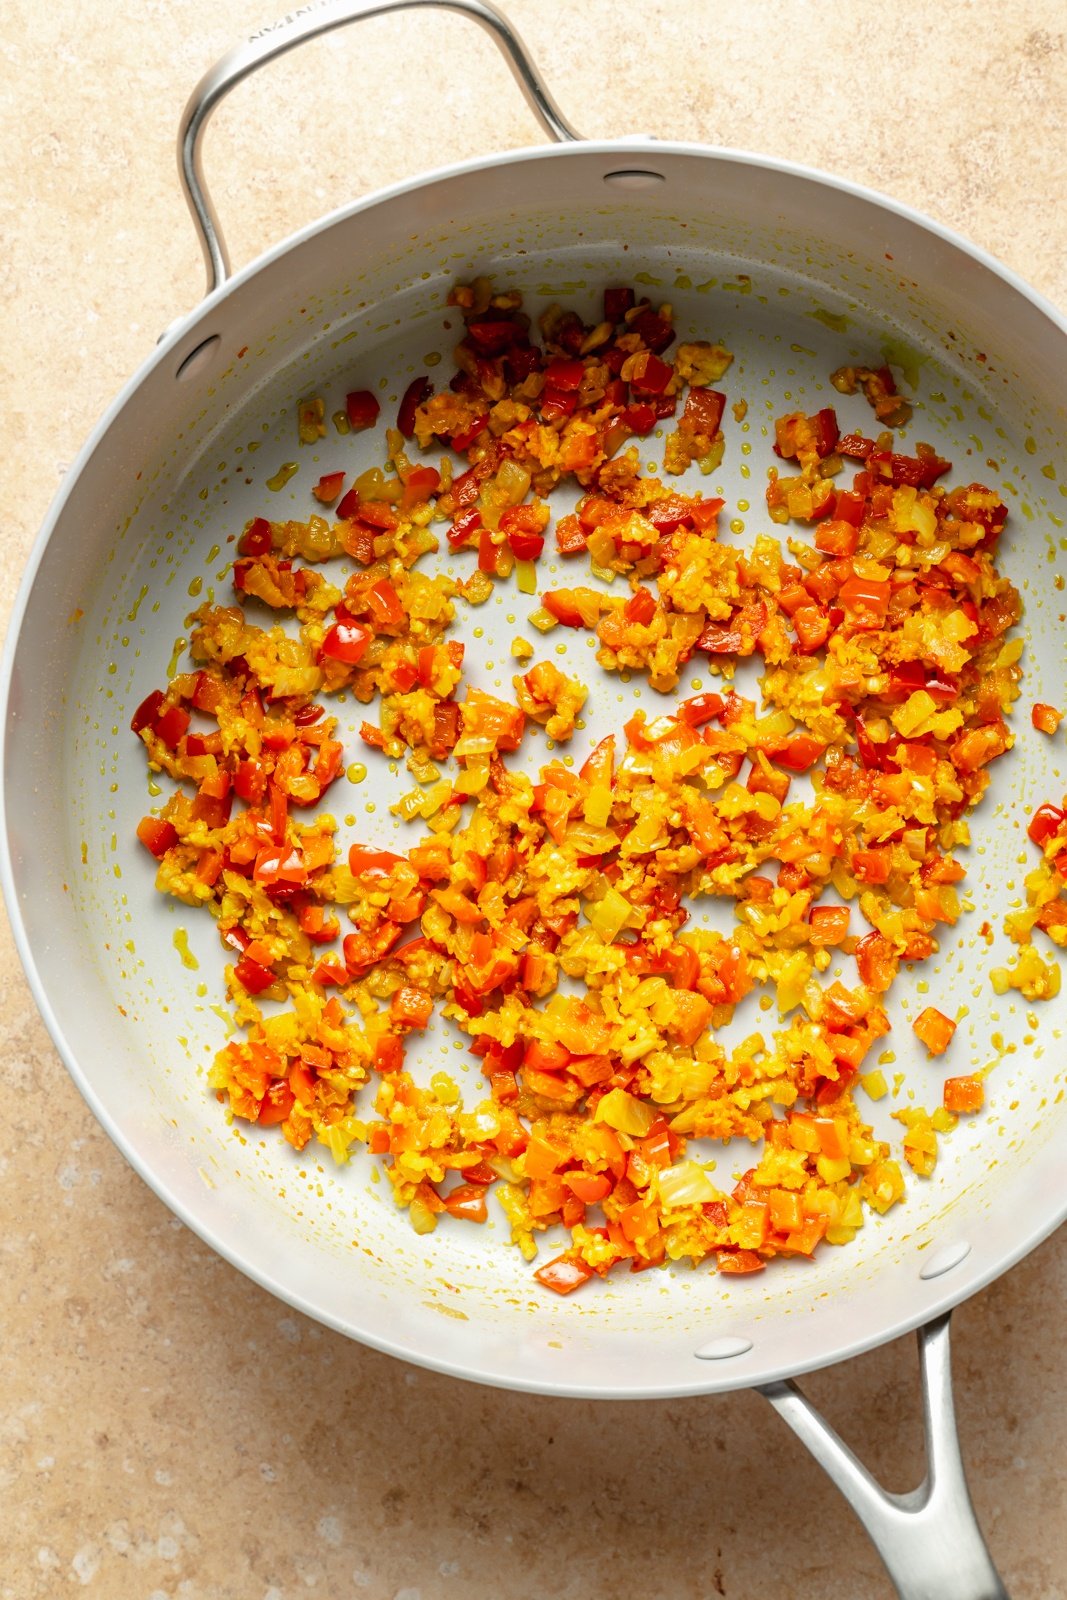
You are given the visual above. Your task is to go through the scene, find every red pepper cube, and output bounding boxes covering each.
[1032,703,1063,735]
[345,389,380,432]
[544,357,584,391]
[629,308,675,353]
[943,1075,984,1113]
[683,387,725,434]
[603,286,635,323]
[1028,803,1066,847]
[630,353,673,396]
[319,620,371,665]
[234,955,276,994]
[912,1007,956,1057]
[311,472,345,505]
[238,517,273,556]
[397,376,431,438]
[540,386,578,422]
[130,689,165,734]
[153,702,190,749]
[135,816,178,858]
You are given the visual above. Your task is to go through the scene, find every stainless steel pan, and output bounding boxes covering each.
[4,5,1066,1595]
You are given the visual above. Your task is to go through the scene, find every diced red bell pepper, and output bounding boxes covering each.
[540,386,578,423]
[297,903,340,944]
[717,1250,766,1275]
[645,495,693,535]
[853,847,892,884]
[508,528,545,561]
[631,353,673,396]
[253,845,307,888]
[689,497,725,531]
[839,576,890,628]
[812,407,839,457]
[563,1171,611,1205]
[500,504,547,561]
[913,1006,956,1056]
[442,1184,489,1222]
[772,734,825,772]
[451,413,489,452]
[477,522,499,574]
[855,932,897,993]
[447,507,482,549]
[234,954,275,994]
[944,1075,984,1113]
[1032,703,1063,735]
[336,487,360,519]
[258,1082,295,1125]
[506,343,541,383]
[238,517,273,556]
[683,388,725,435]
[390,985,434,1030]
[349,846,404,880]
[815,519,859,558]
[792,605,831,654]
[534,1254,595,1294]
[620,403,656,435]
[397,376,431,438]
[544,357,584,391]
[832,489,866,526]
[604,286,635,323]
[678,692,724,727]
[356,499,399,531]
[364,578,404,627]
[629,308,675,353]
[697,601,767,656]
[130,689,165,734]
[319,619,371,664]
[345,389,380,432]
[623,587,657,625]
[465,316,521,355]
[190,672,226,714]
[136,816,177,858]
[233,758,267,805]
[1028,803,1065,847]
[401,465,440,512]
[874,449,951,489]
[154,703,190,749]
[312,472,345,505]
[809,905,850,946]
[542,590,586,628]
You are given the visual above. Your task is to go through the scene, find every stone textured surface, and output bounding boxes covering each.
[1,2,1066,1596]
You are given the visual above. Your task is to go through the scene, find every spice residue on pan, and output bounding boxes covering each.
[125,276,1047,1295]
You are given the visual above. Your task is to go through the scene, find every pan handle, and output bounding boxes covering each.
[178,0,581,298]
[758,1313,1009,1600]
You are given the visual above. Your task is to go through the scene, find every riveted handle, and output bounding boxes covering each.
[758,1316,1009,1600]
[178,0,581,297]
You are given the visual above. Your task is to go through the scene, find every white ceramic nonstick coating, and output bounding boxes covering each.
[3,142,1066,1398]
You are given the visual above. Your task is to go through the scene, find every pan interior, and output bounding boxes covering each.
[5,146,1066,1395]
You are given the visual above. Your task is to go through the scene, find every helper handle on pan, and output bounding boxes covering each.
[178,0,581,297]
[759,1314,1009,1600]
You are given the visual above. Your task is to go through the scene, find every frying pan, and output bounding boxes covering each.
[2,4,1064,1595]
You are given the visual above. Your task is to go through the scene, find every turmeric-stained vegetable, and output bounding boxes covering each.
[130,275,1033,1297]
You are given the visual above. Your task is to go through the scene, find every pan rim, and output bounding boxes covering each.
[2,135,1065,1398]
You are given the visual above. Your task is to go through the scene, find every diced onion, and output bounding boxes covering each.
[657,1161,719,1208]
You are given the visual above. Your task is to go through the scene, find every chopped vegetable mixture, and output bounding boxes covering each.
[131,277,1043,1293]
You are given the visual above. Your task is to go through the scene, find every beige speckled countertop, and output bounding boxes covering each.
[2,3,1066,1596]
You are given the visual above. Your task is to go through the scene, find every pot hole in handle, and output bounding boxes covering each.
[760,1314,1007,1600]
[173,5,1010,1593]
[692,1247,1003,1597]
[178,0,582,298]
